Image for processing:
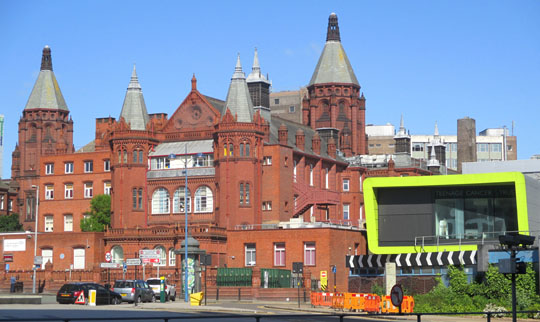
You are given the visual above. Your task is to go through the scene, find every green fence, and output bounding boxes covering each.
[260,269,292,288]
[216,268,252,287]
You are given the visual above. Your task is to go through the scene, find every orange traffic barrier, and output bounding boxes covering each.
[343,293,364,311]
[331,292,344,310]
[363,294,381,313]
[320,292,334,306]
[380,295,415,313]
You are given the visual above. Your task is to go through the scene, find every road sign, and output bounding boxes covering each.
[139,249,161,259]
[320,270,328,291]
[142,258,160,264]
[4,254,13,262]
[125,258,141,266]
[105,251,112,263]
[390,284,404,307]
[34,256,43,265]
[100,262,121,269]
[331,265,337,274]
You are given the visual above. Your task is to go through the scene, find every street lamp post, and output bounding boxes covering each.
[184,144,189,302]
[31,185,39,294]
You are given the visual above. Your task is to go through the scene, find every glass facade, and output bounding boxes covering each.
[434,185,517,240]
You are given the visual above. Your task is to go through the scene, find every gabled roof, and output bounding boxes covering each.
[223,54,254,123]
[24,46,69,111]
[308,14,359,86]
[119,65,149,131]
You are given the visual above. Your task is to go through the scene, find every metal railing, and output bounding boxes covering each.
[2,311,540,322]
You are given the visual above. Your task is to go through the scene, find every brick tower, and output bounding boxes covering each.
[214,55,266,229]
[109,65,156,228]
[302,13,366,157]
[12,46,74,228]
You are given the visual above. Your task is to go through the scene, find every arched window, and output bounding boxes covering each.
[152,188,170,214]
[309,164,314,186]
[229,143,234,156]
[195,186,213,213]
[111,245,124,264]
[246,143,250,156]
[240,143,244,157]
[173,187,191,213]
[154,245,166,267]
[133,150,138,163]
[168,248,176,266]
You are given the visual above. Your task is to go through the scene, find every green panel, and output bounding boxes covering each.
[364,172,528,254]
[217,268,252,286]
[261,268,292,288]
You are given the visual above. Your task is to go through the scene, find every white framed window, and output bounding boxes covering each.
[263,156,272,165]
[343,179,350,192]
[304,242,316,266]
[152,188,170,214]
[343,204,350,220]
[84,182,93,198]
[41,249,53,269]
[359,176,363,192]
[44,215,53,232]
[477,143,489,152]
[104,182,111,195]
[65,184,73,199]
[309,164,313,186]
[293,160,297,182]
[73,248,85,270]
[154,246,166,267]
[65,162,73,174]
[8,199,12,211]
[111,245,124,264]
[325,168,329,189]
[245,244,256,266]
[262,201,272,211]
[104,159,110,172]
[274,243,285,267]
[0,195,3,210]
[64,214,73,232]
[45,185,54,200]
[195,186,213,213]
[491,143,502,153]
[168,248,176,266]
[45,163,54,175]
[84,161,93,173]
[173,187,191,213]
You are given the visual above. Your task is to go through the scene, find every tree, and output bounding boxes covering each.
[0,213,23,232]
[80,194,111,232]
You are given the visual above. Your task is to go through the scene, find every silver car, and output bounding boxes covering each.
[147,278,176,301]
[112,280,155,303]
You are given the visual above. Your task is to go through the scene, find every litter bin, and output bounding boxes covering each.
[190,292,204,306]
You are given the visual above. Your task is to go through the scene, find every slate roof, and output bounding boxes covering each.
[149,140,213,157]
[24,46,68,111]
[119,65,149,130]
[224,55,254,122]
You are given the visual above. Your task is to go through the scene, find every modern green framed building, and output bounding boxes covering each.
[364,172,540,254]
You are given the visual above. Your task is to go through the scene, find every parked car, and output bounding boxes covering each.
[146,277,177,301]
[112,279,155,303]
[56,282,122,305]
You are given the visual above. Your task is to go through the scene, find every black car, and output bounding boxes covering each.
[57,282,122,305]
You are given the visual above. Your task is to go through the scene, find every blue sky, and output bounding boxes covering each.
[1,1,539,178]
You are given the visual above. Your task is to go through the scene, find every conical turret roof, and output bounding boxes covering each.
[224,54,254,123]
[119,65,149,130]
[24,46,69,111]
[247,48,270,84]
[309,13,359,86]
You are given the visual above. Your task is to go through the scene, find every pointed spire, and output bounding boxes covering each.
[224,54,254,123]
[41,45,53,71]
[434,121,439,136]
[326,13,341,42]
[395,114,409,138]
[25,46,68,111]
[191,73,197,91]
[247,48,270,84]
[428,142,440,167]
[119,64,149,130]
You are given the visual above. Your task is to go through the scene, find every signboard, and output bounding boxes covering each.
[139,249,161,259]
[34,256,43,265]
[3,254,13,262]
[142,258,160,264]
[3,239,26,252]
[125,258,141,266]
[320,270,328,291]
[100,262,121,268]
[105,252,112,262]
[331,265,337,274]
[390,284,404,307]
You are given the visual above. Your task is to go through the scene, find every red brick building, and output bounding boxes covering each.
[2,14,433,293]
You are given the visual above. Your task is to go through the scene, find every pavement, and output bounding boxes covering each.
[1,294,540,322]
